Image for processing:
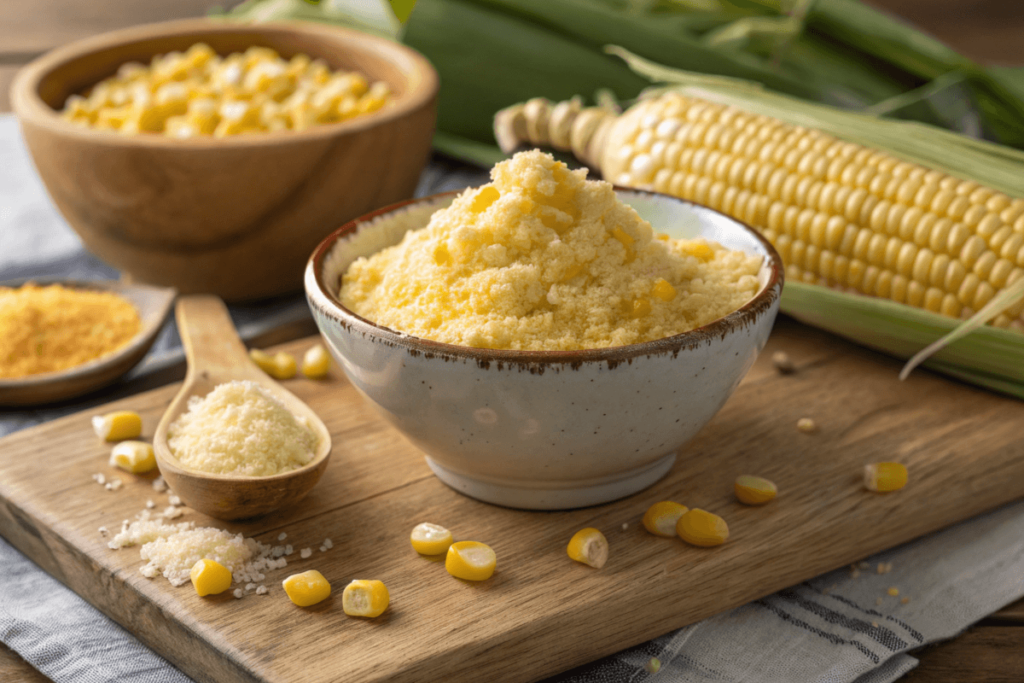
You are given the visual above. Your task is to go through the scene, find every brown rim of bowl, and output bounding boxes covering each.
[307,187,784,365]
[10,18,438,148]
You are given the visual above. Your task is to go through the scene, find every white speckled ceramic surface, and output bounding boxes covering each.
[306,189,783,509]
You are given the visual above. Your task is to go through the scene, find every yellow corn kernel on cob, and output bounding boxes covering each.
[109,441,157,474]
[342,579,390,618]
[863,462,908,492]
[282,570,332,607]
[734,475,778,505]
[445,541,496,581]
[92,411,142,441]
[642,501,689,537]
[190,559,233,597]
[410,522,453,555]
[301,344,331,379]
[676,508,730,547]
[249,349,297,380]
[496,94,1024,331]
[567,527,609,568]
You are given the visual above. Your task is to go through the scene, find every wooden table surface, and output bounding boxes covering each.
[1,1,1022,681]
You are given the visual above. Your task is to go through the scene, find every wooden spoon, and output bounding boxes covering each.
[154,295,332,521]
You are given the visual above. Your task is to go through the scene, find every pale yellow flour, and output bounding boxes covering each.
[341,150,762,350]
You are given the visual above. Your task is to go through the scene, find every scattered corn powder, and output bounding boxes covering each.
[341,150,762,350]
[0,284,140,378]
[167,380,317,476]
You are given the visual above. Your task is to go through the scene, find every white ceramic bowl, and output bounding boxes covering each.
[305,189,783,510]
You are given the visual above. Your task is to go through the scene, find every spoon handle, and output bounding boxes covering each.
[175,295,253,380]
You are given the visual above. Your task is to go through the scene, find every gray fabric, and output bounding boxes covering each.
[2,113,1022,683]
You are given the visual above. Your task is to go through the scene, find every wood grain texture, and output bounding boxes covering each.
[988,598,1024,624]
[906,627,1024,682]
[0,66,18,114]
[862,0,1024,65]
[1,318,1023,683]
[0,0,234,57]
[0,644,50,683]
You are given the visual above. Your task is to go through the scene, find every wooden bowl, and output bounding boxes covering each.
[10,19,438,302]
[0,279,176,406]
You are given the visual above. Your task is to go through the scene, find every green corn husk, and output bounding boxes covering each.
[225,0,1024,162]
[782,283,1024,399]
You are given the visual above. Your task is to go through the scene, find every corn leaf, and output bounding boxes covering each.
[432,132,508,168]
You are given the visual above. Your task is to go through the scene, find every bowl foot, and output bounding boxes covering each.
[424,453,677,510]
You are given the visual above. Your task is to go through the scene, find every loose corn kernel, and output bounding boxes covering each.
[62,45,389,136]
[301,344,331,379]
[249,349,297,380]
[109,441,156,474]
[734,475,777,505]
[642,501,689,537]
[676,508,729,547]
[342,579,390,618]
[651,278,677,301]
[445,541,496,581]
[282,570,332,607]
[410,522,453,555]
[796,417,817,433]
[771,351,795,374]
[863,462,908,492]
[92,411,142,441]
[887,586,900,596]
[566,528,609,569]
[190,559,233,597]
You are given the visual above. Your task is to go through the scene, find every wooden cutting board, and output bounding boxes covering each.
[1,317,1023,683]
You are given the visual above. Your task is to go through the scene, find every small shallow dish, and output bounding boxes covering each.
[11,19,438,302]
[0,278,175,406]
[305,189,783,510]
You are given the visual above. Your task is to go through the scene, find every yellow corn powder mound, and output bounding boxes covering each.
[0,284,140,378]
[341,150,762,350]
[167,381,317,477]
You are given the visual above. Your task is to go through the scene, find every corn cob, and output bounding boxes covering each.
[495,94,1024,332]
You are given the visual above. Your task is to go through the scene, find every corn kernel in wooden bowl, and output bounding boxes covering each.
[61,43,391,137]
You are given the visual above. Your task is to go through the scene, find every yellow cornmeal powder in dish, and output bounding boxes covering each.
[0,284,141,379]
[341,150,763,351]
[167,381,317,477]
